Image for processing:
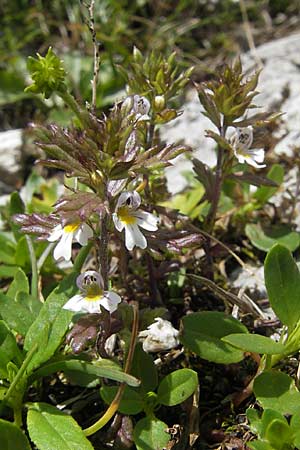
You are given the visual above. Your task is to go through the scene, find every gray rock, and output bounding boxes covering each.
[0,129,23,191]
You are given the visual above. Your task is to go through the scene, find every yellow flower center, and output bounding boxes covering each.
[64,223,80,233]
[84,283,103,301]
[117,206,137,225]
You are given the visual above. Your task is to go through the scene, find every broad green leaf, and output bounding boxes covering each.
[254,371,300,415]
[261,409,289,439]
[133,417,170,450]
[180,311,247,364]
[100,385,143,415]
[246,223,300,252]
[7,268,29,298]
[24,273,77,372]
[246,408,262,436]
[0,419,31,450]
[157,369,198,406]
[27,402,94,450]
[265,418,292,448]
[222,334,285,355]
[0,292,40,336]
[0,320,23,378]
[14,237,30,269]
[0,265,19,278]
[265,244,300,329]
[131,343,158,394]
[290,409,300,448]
[253,164,284,204]
[31,359,140,387]
[248,441,276,450]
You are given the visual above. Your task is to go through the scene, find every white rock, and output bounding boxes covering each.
[0,129,23,187]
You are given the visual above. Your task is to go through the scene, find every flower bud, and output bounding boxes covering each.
[154,95,165,112]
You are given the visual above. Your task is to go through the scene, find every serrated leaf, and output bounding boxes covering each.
[180,311,247,364]
[265,244,300,329]
[157,368,198,406]
[0,419,31,450]
[222,334,285,355]
[27,402,94,450]
[133,417,170,450]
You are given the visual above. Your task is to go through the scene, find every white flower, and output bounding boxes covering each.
[122,94,151,121]
[63,271,121,314]
[47,222,93,261]
[139,318,180,353]
[112,191,159,251]
[230,126,266,169]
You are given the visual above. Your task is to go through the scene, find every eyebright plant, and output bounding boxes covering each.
[1,37,204,449]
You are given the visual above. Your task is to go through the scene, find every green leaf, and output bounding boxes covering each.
[222,334,285,355]
[265,244,300,329]
[253,164,284,204]
[133,417,170,450]
[254,371,300,415]
[131,343,158,394]
[7,268,29,298]
[0,292,40,336]
[31,359,140,387]
[0,320,23,378]
[0,419,31,450]
[0,233,16,265]
[24,273,78,372]
[180,311,247,364]
[246,408,262,435]
[246,223,300,252]
[290,409,300,448]
[248,441,277,450]
[265,418,292,448]
[27,402,94,450]
[157,369,198,406]
[100,385,143,415]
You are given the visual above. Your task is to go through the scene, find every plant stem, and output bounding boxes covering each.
[83,301,139,436]
[37,242,55,271]
[88,0,101,111]
[25,235,38,299]
[99,212,109,290]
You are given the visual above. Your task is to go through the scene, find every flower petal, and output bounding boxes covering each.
[116,191,141,210]
[101,291,121,313]
[113,213,125,232]
[63,294,85,312]
[53,230,74,261]
[75,223,93,246]
[47,224,63,242]
[134,210,159,231]
[125,224,147,250]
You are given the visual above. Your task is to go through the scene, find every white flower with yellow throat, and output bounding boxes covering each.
[47,221,93,261]
[113,191,159,251]
[231,126,265,169]
[63,271,121,314]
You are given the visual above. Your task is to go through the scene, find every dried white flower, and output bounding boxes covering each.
[113,191,159,251]
[139,317,180,353]
[47,222,93,261]
[230,126,265,169]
